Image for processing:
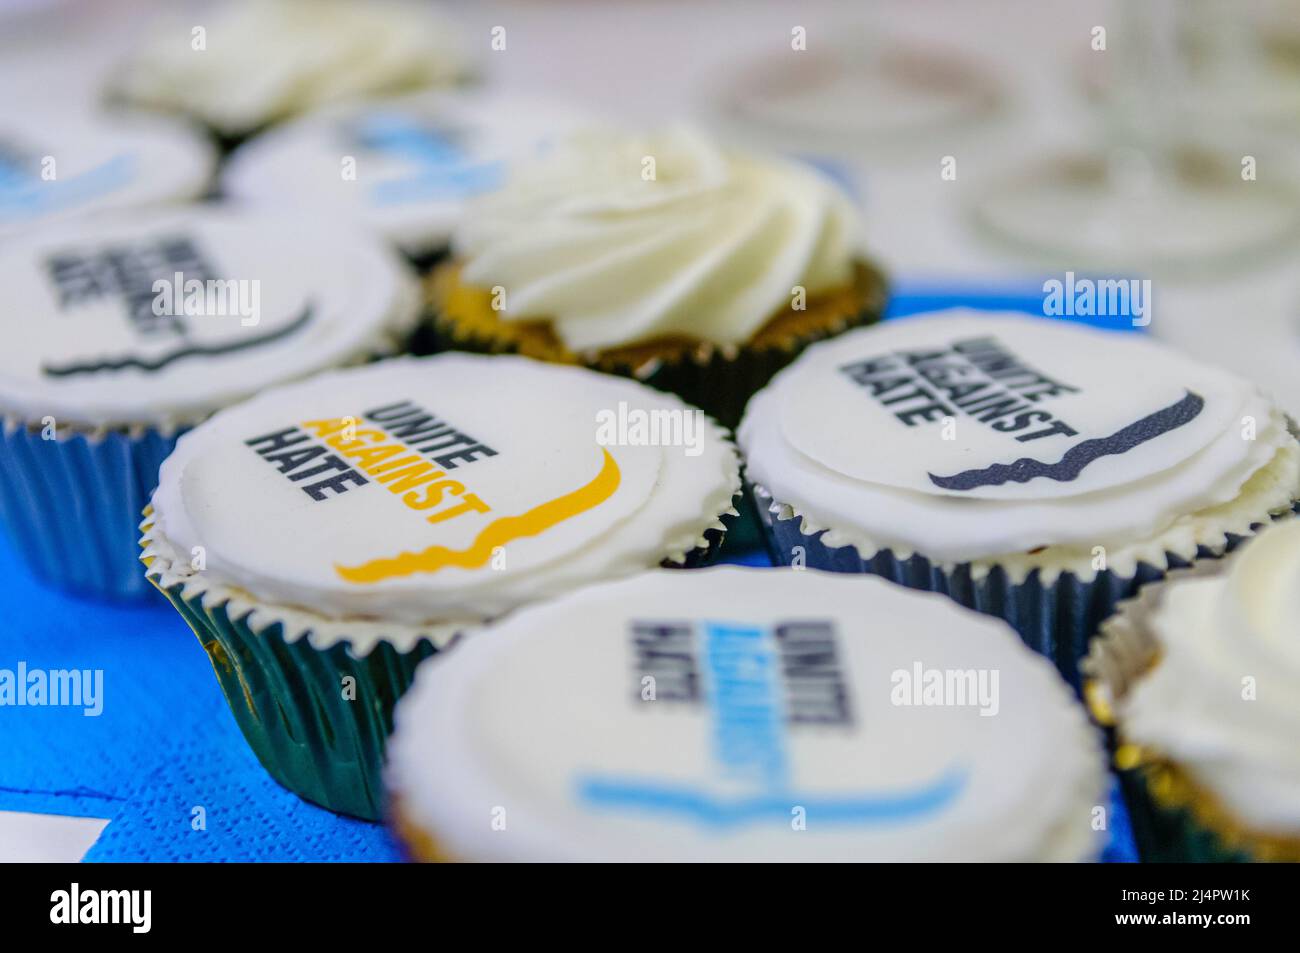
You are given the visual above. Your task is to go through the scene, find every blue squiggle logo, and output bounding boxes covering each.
[350,114,503,205]
[576,767,967,829]
[575,620,968,830]
[0,154,135,221]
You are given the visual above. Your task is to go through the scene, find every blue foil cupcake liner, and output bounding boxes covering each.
[0,420,181,600]
[752,484,1291,691]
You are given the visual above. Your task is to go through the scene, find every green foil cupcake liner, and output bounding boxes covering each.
[754,485,1299,692]
[149,571,439,821]
[144,483,737,821]
[1115,768,1254,862]
[0,419,181,600]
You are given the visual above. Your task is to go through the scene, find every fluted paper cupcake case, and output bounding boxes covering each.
[1083,562,1300,863]
[752,484,1299,692]
[423,262,889,430]
[142,488,739,821]
[151,571,440,820]
[141,508,449,821]
[0,306,423,602]
[0,418,182,600]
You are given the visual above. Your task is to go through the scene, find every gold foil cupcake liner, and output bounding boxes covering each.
[1084,560,1300,862]
[388,794,460,863]
[423,259,888,428]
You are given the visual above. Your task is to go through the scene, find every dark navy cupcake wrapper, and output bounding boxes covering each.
[0,420,181,600]
[752,483,1293,691]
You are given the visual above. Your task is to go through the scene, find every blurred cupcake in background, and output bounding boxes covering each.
[142,353,741,819]
[388,567,1105,861]
[0,112,214,242]
[222,92,586,266]
[740,310,1300,685]
[1086,518,1300,862]
[0,206,418,599]
[109,0,470,148]
[427,126,888,428]
[706,32,1006,160]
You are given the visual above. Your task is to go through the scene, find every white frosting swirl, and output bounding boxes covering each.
[453,127,862,352]
[1123,518,1300,833]
[114,0,467,136]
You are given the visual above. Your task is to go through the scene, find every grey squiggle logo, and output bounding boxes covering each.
[41,303,313,378]
[928,390,1204,491]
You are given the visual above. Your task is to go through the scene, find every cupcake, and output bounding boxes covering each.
[110,0,469,147]
[0,112,214,242]
[426,126,888,428]
[739,309,1300,686]
[387,566,1105,861]
[1086,518,1300,862]
[706,36,1006,159]
[0,206,419,599]
[223,92,585,264]
[141,353,740,819]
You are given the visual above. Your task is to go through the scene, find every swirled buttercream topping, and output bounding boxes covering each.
[113,0,467,136]
[453,127,862,352]
[1123,519,1300,832]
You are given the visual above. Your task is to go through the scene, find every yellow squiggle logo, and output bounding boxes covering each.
[335,449,621,583]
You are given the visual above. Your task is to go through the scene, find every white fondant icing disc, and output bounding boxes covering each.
[151,354,740,624]
[0,206,417,427]
[778,312,1248,501]
[0,112,214,243]
[739,309,1291,562]
[388,567,1105,861]
[223,92,588,255]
